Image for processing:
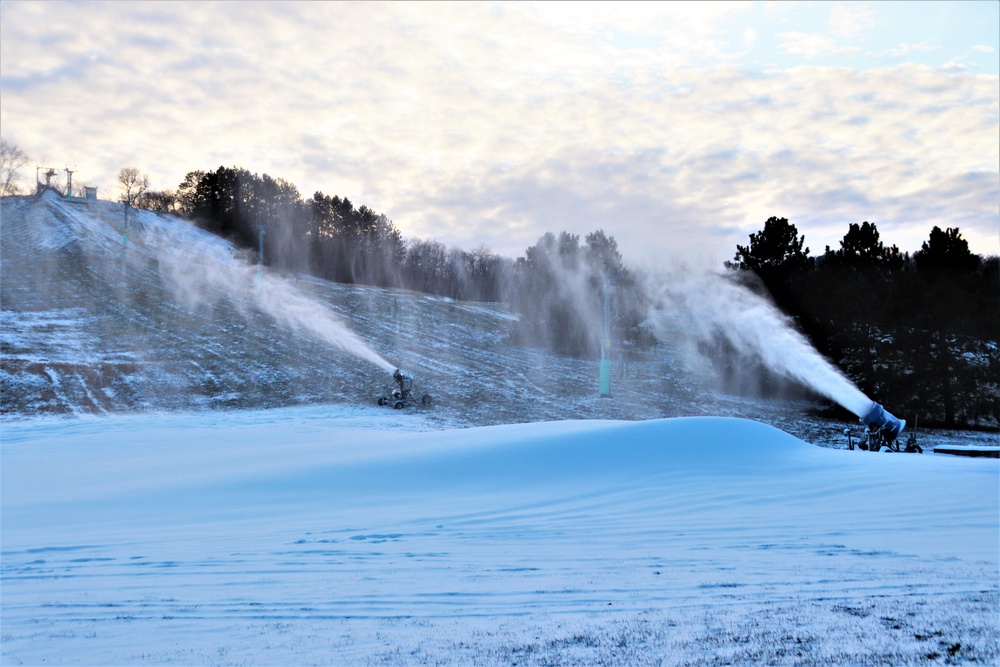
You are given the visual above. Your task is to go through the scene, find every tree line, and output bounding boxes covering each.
[137,168,998,429]
[7,133,990,429]
[728,216,998,429]
[143,166,649,359]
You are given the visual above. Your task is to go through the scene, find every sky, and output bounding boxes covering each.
[1,0,997,267]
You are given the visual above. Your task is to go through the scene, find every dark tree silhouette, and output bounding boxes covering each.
[824,221,904,270]
[135,190,178,212]
[915,226,980,275]
[730,216,812,275]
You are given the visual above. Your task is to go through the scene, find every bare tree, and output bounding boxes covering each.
[135,189,178,212]
[0,138,29,196]
[117,167,149,207]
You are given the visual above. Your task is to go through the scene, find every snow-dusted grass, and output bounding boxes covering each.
[2,407,997,665]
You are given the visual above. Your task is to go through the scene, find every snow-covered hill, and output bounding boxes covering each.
[3,193,849,442]
[1,192,399,416]
[2,409,997,665]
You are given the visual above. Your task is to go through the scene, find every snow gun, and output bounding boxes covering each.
[860,401,906,441]
[847,401,920,453]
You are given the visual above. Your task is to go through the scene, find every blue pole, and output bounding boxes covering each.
[599,275,613,397]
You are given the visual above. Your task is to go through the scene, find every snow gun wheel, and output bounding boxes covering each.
[421,394,432,405]
[393,400,404,410]
[377,397,385,406]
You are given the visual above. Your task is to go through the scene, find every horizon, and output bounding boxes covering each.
[9,181,994,268]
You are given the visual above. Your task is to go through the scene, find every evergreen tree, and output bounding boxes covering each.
[730,216,812,275]
[824,221,903,270]
[915,226,980,275]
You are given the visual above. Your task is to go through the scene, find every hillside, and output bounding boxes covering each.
[1,193,851,441]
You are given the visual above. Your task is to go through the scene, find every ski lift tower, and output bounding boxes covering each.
[36,167,59,194]
[122,200,130,247]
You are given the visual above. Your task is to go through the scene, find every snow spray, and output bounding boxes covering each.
[251,274,396,371]
[136,216,395,372]
[644,264,874,418]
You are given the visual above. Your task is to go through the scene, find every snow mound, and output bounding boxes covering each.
[2,410,998,665]
[3,412,994,561]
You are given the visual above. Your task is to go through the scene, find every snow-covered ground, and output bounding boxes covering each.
[2,407,998,665]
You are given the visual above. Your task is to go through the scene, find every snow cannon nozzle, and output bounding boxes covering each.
[860,402,906,441]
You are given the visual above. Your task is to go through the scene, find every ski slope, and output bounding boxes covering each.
[0,194,874,446]
[2,408,997,665]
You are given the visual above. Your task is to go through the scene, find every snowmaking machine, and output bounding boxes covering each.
[376,368,433,410]
[846,401,921,453]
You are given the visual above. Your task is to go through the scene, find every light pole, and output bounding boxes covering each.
[599,269,616,397]
[256,224,267,279]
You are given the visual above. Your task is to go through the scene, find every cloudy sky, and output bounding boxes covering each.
[2,1,997,266]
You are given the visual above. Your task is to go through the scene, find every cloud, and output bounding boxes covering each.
[972,45,996,54]
[777,32,860,60]
[829,4,877,39]
[1,1,996,267]
[883,42,940,59]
